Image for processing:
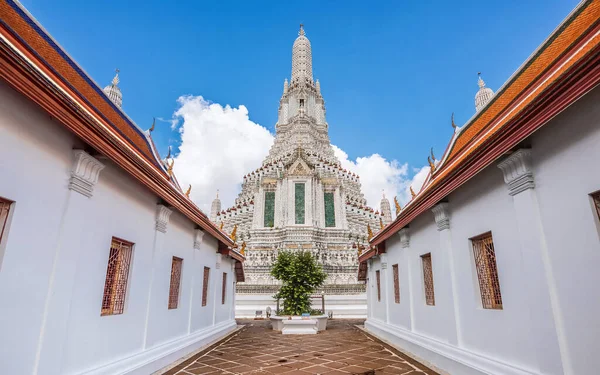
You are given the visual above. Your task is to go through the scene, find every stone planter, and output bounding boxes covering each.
[270,315,328,332]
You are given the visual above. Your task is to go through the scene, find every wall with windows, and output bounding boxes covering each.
[0,81,238,375]
[365,86,600,375]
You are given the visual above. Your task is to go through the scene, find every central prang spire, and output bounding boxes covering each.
[291,24,313,85]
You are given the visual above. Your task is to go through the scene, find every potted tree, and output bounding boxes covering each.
[270,251,328,332]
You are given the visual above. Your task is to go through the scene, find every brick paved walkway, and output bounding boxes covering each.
[163,319,438,374]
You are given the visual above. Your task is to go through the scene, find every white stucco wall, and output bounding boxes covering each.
[0,81,238,375]
[366,86,600,375]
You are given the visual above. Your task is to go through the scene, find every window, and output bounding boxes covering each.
[0,197,12,245]
[472,232,503,309]
[264,191,275,228]
[375,270,381,302]
[392,264,400,304]
[202,267,210,307]
[168,257,183,309]
[324,192,336,227]
[421,253,435,306]
[593,191,600,222]
[295,183,305,224]
[222,272,227,304]
[101,238,133,316]
[299,98,305,107]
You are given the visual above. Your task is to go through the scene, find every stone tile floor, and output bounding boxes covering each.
[163,319,438,374]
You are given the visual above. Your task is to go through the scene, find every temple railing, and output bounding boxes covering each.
[236,283,366,295]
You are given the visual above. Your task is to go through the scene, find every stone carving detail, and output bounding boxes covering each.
[497,149,535,196]
[399,228,410,248]
[69,150,105,198]
[155,204,173,233]
[194,229,205,250]
[380,254,388,270]
[431,203,450,231]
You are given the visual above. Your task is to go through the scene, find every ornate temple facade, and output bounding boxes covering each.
[212,26,389,309]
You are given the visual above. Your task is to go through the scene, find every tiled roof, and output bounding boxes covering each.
[371,0,600,246]
[0,0,159,168]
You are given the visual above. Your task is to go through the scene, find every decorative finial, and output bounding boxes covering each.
[379,217,384,230]
[299,24,305,36]
[185,184,192,198]
[428,156,436,173]
[112,68,120,86]
[167,159,174,176]
[394,196,401,216]
[410,186,416,199]
[430,148,436,162]
[230,224,238,242]
[240,241,246,256]
[149,117,155,132]
[166,145,171,159]
[382,189,386,200]
[219,221,224,230]
[478,72,486,88]
[367,224,374,241]
[451,112,457,129]
[216,189,219,199]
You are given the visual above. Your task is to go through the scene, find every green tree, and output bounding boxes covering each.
[271,250,327,316]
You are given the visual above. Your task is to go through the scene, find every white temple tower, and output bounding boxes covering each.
[210,191,221,222]
[103,69,123,108]
[380,193,393,225]
[475,73,494,111]
[214,26,384,317]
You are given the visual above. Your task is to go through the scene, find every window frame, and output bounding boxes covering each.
[101,237,134,316]
[592,191,600,223]
[222,272,227,305]
[421,253,435,306]
[375,270,381,302]
[202,266,210,307]
[0,197,13,246]
[168,257,184,310]
[392,264,400,304]
[471,232,503,310]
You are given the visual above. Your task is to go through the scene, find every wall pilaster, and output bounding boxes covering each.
[398,228,414,331]
[142,204,172,348]
[380,253,390,324]
[498,149,567,374]
[35,150,104,374]
[431,203,461,346]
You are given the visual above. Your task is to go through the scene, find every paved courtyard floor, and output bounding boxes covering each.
[163,319,438,374]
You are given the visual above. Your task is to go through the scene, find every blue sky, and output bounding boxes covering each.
[18,0,581,208]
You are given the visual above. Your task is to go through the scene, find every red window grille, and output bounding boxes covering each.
[222,272,227,304]
[168,257,183,309]
[0,197,12,245]
[375,270,381,302]
[101,238,133,316]
[202,267,210,307]
[392,264,400,304]
[421,253,435,306]
[593,192,600,222]
[472,232,503,309]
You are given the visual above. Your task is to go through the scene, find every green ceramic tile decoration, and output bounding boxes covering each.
[264,191,275,227]
[295,183,305,224]
[324,192,335,227]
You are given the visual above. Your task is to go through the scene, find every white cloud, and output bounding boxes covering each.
[171,95,429,217]
[333,146,429,213]
[172,95,273,213]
